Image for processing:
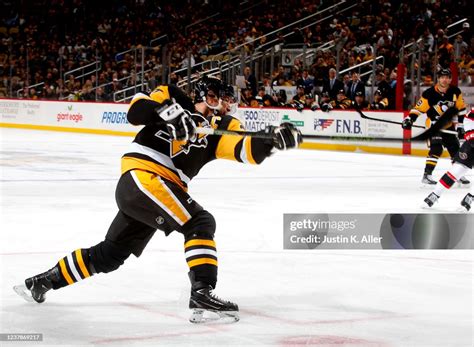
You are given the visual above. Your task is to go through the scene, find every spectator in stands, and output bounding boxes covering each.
[438,35,454,68]
[459,68,472,86]
[254,86,273,107]
[239,88,256,107]
[322,68,344,101]
[459,53,474,75]
[422,27,435,53]
[453,35,469,56]
[270,89,287,107]
[342,73,351,94]
[346,72,365,100]
[461,22,471,44]
[94,87,107,102]
[298,69,314,94]
[243,66,257,96]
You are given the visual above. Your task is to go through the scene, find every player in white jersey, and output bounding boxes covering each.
[423,110,474,211]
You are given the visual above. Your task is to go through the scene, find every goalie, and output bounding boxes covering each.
[14,76,302,323]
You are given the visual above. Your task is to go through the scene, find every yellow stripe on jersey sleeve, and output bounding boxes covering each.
[456,93,467,115]
[215,118,245,161]
[413,96,430,114]
[150,86,171,104]
[129,92,153,107]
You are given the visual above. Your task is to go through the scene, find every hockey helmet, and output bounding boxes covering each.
[194,75,223,109]
[438,68,452,78]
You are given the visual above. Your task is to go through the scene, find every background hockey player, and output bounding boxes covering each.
[423,110,474,211]
[402,68,470,185]
[331,89,352,110]
[14,76,303,323]
[370,89,389,110]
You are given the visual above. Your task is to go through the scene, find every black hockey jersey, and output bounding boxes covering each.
[409,84,467,123]
[122,85,273,191]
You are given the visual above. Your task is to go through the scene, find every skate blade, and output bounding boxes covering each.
[189,308,239,324]
[13,284,35,303]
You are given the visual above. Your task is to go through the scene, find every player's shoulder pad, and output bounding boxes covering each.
[129,91,153,106]
[218,115,245,131]
[421,87,433,99]
[449,85,462,95]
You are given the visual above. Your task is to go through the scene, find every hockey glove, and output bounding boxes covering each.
[402,117,413,130]
[155,100,196,142]
[293,100,305,112]
[310,103,319,111]
[266,122,303,150]
[320,102,333,112]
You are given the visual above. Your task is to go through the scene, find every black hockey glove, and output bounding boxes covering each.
[402,117,413,130]
[320,102,332,112]
[155,100,196,142]
[265,122,303,150]
[293,100,305,112]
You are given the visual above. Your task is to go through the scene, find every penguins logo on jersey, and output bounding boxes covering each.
[156,114,211,158]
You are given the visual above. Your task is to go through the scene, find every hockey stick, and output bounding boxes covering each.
[194,127,435,142]
[353,107,457,136]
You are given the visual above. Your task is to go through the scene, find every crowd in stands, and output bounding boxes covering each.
[0,0,472,110]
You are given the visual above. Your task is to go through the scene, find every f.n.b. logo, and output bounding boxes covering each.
[314,118,334,131]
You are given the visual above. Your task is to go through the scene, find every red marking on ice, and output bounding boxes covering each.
[90,302,228,344]
[241,308,409,326]
[279,335,388,346]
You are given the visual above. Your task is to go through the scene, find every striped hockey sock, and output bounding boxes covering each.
[433,163,470,197]
[424,155,439,174]
[53,249,93,289]
[184,238,218,288]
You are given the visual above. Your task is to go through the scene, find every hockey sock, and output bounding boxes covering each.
[433,163,470,197]
[52,249,93,289]
[424,155,439,175]
[184,238,218,288]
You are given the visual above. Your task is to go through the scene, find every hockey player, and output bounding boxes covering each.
[351,91,369,110]
[330,89,352,110]
[402,68,470,185]
[423,110,473,211]
[370,89,389,110]
[14,76,303,323]
[319,92,333,112]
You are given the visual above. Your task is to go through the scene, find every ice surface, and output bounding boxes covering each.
[1,128,472,346]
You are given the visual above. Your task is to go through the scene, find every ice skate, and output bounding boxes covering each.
[458,176,471,188]
[422,192,439,208]
[421,173,436,185]
[188,275,239,324]
[460,193,473,211]
[13,267,59,303]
